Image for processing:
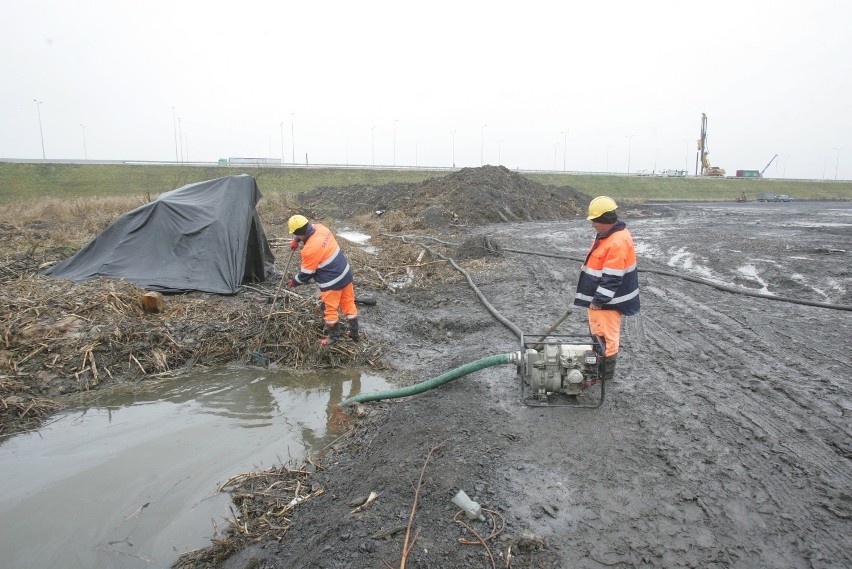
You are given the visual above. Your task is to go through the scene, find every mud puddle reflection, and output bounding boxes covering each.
[0,368,389,569]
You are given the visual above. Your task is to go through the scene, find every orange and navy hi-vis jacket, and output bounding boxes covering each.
[573,222,640,315]
[293,223,353,291]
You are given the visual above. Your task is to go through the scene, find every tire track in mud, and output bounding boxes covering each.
[628,271,852,566]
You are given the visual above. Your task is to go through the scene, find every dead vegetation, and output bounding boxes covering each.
[173,461,324,568]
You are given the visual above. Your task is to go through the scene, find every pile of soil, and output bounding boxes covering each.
[297,165,590,231]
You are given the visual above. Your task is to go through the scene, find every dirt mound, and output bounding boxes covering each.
[297,165,590,230]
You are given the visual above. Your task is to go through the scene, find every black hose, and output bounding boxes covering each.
[400,236,524,339]
[383,235,852,312]
[501,246,852,312]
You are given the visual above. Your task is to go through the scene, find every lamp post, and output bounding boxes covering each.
[625,135,635,174]
[280,122,285,165]
[80,124,87,160]
[290,113,295,165]
[393,119,399,166]
[834,147,842,180]
[481,123,487,166]
[172,106,179,163]
[178,116,184,162]
[33,99,45,159]
[451,131,456,167]
[561,130,569,171]
[371,126,375,167]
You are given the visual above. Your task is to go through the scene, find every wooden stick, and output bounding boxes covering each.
[400,441,445,569]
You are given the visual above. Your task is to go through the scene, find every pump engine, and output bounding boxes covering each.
[517,334,604,408]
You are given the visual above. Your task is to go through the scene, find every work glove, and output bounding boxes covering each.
[289,239,300,250]
[288,278,298,288]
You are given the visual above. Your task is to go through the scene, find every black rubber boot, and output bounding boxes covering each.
[347,317,360,341]
[321,323,342,346]
[601,354,618,383]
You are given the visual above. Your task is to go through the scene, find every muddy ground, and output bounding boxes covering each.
[203,197,851,568]
[2,167,851,568]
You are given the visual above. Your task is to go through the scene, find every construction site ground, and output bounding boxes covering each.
[208,195,851,567]
[2,167,850,568]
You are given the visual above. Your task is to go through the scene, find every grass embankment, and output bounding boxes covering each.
[527,173,852,202]
[0,162,849,208]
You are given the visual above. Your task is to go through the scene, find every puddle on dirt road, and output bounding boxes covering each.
[0,367,389,569]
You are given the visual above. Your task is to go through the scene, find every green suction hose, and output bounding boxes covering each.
[339,352,518,406]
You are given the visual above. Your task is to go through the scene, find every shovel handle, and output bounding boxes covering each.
[532,307,572,350]
[255,248,297,351]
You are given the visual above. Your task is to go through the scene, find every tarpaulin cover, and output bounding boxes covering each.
[42,175,275,294]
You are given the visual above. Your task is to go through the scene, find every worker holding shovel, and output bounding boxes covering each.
[287,215,359,346]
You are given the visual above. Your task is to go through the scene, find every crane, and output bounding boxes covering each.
[695,113,726,177]
[761,154,778,177]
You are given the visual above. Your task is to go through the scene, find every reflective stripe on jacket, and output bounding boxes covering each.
[294,223,353,291]
[573,222,640,315]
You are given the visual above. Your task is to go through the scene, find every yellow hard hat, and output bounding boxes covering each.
[587,196,618,220]
[288,214,309,234]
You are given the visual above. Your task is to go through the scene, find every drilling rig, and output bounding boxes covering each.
[696,113,726,177]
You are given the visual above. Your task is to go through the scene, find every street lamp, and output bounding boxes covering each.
[371,126,375,167]
[625,135,635,174]
[451,131,456,167]
[178,116,184,162]
[393,119,399,166]
[280,122,285,165]
[80,124,87,160]
[291,113,295,165]
[834,147,842,180]
[561,130,569,171]
[172,106,179,163]
[481,123,487,166]
[33,99,45,159]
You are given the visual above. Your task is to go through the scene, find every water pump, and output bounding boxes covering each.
[517,334,605,408]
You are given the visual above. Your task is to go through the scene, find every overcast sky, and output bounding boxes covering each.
[2,0,850,180]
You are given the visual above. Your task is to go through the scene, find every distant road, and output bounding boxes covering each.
[1,157,840,182]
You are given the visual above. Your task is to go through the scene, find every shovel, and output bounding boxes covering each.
[249,248,296,366]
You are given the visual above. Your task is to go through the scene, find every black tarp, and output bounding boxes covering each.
[41,175,275,294]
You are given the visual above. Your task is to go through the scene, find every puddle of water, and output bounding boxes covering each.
[0,368,390,569]
[338,229,379,255]
[337,229,371,244]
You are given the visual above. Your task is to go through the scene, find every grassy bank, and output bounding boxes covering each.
[1,162,849,207]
